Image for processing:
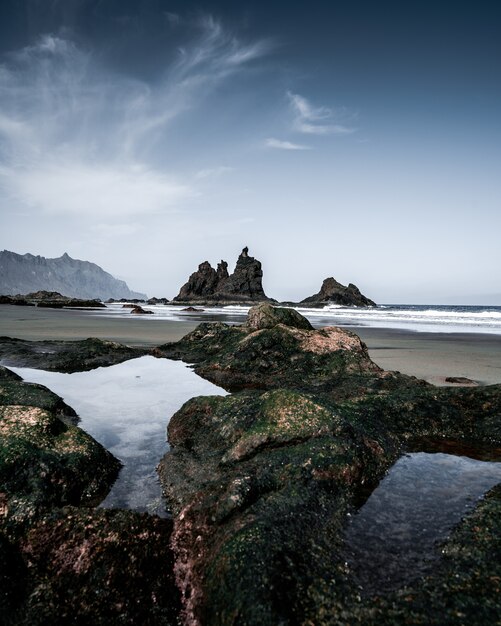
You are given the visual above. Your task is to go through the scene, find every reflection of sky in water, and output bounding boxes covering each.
[11,356,227,516]
[343,452,501,595]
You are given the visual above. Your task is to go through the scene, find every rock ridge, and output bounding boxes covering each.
[0,250,146,300]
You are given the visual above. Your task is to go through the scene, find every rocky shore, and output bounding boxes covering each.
[0,305,500,624]
[157,304,501,625]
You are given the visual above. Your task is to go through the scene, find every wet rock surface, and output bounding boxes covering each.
[0,373,120,519]
[157,304,501,625]
[0,368,180,625]
[0,336,146,372]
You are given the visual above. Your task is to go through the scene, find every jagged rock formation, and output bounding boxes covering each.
[174,247,272,304]
[0,250,146,300]
[301,276,376,307]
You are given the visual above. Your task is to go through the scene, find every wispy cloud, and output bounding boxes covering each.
[287,92,356,135]
[265,137,310,150]
[0,20,271,220]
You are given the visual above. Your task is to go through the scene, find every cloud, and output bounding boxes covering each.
[287,92,356,135]
[2,162,193,217]
[0,21,270,219]
[195,166,234,179]
[265,138,310,150]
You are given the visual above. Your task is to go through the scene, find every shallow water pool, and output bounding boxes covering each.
[343,449,501,595]
[11,356,227,516]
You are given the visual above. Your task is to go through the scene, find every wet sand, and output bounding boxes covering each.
[1,304,501,386]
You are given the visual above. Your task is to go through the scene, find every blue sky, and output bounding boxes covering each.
[0,0,500,303]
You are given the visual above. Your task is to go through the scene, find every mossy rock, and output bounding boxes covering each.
[157,310,384,396]
[0,404,120,520]
[0,378,78,424]
[158,305,501,624]
[6,507,180,626]
[244,303,313,331]
[0,366,21,382]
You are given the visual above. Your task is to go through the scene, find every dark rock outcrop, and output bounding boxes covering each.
[130,305,153,315]
[2,291,107,308]
[147,297,170,305]
[0,250,146,300]
[157,304,501,625]
[0,337,147,372]
[301,276,376,307]
[174,247,272,304]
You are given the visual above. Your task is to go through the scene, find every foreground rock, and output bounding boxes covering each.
[300,276,376,307]
[0,370,120,524]
[157,303,391,397]
[0,368,180,624]
[0,365,78,424]
[174,247,273,305]
[0,337,146,372]
[157,304,501,625]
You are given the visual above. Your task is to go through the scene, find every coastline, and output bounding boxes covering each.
[1,304,501,386]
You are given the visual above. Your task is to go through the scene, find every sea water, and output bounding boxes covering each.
[94,303,501,334]
[10,356,227,516]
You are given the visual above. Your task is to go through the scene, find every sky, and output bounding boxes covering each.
[0,0,500,304]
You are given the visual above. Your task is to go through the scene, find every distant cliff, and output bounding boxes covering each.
[174,247,272,304]
[0,251,146,300]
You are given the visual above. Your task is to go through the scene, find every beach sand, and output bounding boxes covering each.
[1,304,501,386]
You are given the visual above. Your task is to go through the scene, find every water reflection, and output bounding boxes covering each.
[343,450,501,595]
[11,356,227,516]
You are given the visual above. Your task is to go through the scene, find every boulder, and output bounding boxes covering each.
[245,303,313,331]
[130,305,153,315]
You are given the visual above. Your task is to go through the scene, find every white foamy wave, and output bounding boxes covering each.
[93,302,501,334]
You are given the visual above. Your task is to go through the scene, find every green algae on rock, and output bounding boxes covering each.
[10,507,180,626]
[156,303,386,396]
[0,367,181,625]
[0,372,78,425]
[0,373,120,521]
[157,304,501,626]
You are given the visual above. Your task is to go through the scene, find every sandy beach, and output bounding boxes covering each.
[1,304,501,386]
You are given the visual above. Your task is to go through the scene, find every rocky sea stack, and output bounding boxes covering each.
[174,247,273,305]
[301,276,376,307]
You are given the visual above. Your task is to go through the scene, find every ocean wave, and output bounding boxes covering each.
[95,302,501,334]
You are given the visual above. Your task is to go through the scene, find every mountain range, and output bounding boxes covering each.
[0,251,146,300]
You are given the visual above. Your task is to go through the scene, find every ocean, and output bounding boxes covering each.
[97,303,501,335]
